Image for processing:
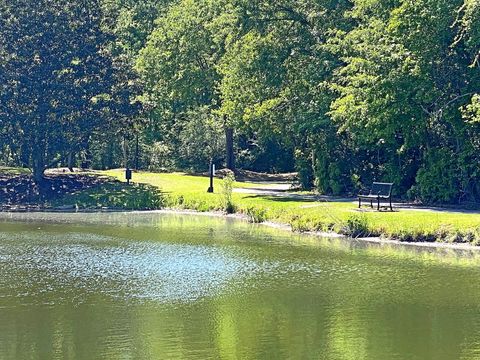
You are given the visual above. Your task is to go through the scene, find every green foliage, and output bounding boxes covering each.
[329,0,480,203]
[295,150,314,190]
[288,214,330,233]
[221,171,236,213]
[245,206,267,223]
[102,0,171,57]
[289,216,312,233]
[1,0,480,206]
[455,0,480,66]
[54,182,164,210]
[176,107,226,171]
[410,149,460,203]
[0,0,138,182]
[144,142,174,171]
[341,214,371,238]
[463,95,480,123]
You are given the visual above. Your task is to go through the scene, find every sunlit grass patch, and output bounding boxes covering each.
[0,167,31,176]
[101,170,480,244]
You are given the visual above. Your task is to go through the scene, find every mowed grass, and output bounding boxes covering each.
[4,166,480,242]
[52,181,163,210]
[101,170,480,244]
[0,167,31,176]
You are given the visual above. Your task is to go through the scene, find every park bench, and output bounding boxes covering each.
[358,182,394,211]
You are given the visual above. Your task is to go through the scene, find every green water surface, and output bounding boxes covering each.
[1,212,480,360]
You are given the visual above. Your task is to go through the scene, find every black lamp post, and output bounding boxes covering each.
[126,167,132,185]
[207,160,214,193]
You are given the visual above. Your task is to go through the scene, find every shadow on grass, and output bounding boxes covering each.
[58,182,164,210]
[0,173,164,210]
[240,194,318,203]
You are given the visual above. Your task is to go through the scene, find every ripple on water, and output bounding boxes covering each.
[1,227,478,310]
[0,231,262,304]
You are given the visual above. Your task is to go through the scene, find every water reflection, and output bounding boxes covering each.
[1,242,260,304]
[1,212,480,359]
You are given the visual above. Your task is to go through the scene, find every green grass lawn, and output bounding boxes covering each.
[97,170,480,244]
[53,181,163,210]
[0,167,31,176]
[4,166,479,243]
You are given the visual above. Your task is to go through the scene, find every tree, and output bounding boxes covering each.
[330,0,480,202]
[218,0,352,189]
[136,0,246,171]
[102,0,171,58]
[0,0,137,183]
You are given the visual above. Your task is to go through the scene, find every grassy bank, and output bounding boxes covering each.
[3,168,480,245]
[95,170,480,245]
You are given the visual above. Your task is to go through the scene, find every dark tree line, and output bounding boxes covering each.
[0,0,138,182]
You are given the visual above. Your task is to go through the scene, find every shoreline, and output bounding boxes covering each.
[1,207,480,252]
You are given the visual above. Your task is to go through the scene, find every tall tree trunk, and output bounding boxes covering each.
[135,133,139,170]
[225,127,235,171]
[67,151,75,172]
[122,136,128,168]
[32,149,45,184]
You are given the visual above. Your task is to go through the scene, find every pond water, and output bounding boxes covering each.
[1,212,480,359]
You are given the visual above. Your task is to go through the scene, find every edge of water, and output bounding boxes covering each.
[1,208,479,252]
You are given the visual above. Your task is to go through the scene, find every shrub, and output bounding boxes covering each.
[62,183,164,210]
[434,225,470,244]
[295,150,314,190]
[245,206,268,223]
[221,171,236,214]
[289,216,311,233]
[341,214,370,237]
[286,214,331,233]
[467,228,480,246]
[392,229,436,243]
[445,230,465,244]
[435,225,454,242]
[411,148,460,204]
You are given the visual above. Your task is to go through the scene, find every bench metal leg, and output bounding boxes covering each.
[359,198,361,208]
[390,197,393,212]
[377,197,380,211]
[370,200,373,208]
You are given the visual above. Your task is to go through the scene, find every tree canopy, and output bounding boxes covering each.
[1,0,479,203]
[0,0,137,182]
